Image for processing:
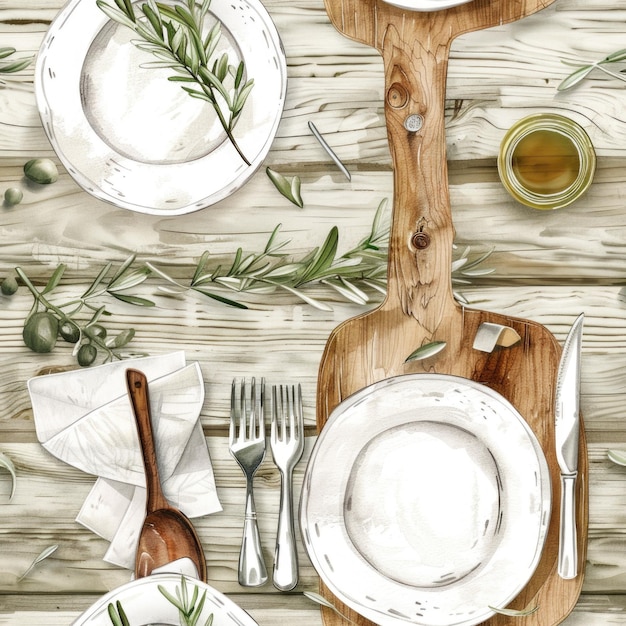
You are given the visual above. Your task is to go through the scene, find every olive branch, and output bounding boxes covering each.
[559,48,626,91]
[96,0,254,165]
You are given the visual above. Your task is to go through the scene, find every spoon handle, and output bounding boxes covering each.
[126,368,169,513]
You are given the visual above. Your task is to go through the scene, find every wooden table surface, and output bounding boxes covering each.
[2,0,626,624]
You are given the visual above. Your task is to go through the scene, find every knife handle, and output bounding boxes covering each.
[558,473,578,579]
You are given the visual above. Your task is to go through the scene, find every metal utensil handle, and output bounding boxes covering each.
[239,477,268,587]
[273,469,298,590]
[558,473,578,579]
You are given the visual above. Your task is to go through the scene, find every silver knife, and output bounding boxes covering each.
[555,312,584,579]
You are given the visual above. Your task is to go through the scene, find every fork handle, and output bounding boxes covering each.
[239,479,268,587]
[273,469,298,591]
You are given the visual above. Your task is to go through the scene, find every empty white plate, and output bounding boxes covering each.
[300,374,551,626]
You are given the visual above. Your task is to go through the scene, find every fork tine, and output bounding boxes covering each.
[239,378,246,439]
[230,379,237,444]
[249,377,257,440]
[258,377,265,439]
[296,383,303,438]
[283,385,295,439]
[271,384,278,442]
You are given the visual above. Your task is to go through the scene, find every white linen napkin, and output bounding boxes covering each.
[28,352,222,569]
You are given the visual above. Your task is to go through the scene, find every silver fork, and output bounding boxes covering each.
[270,384,305,590]
[229,377,268,587]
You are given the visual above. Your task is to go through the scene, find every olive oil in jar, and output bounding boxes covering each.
[511,129,580,195]
[498,113,596,210]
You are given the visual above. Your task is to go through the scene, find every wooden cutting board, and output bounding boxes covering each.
[315,1,588,626]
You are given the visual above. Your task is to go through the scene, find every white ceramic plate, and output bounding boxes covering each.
[381,0,473,11]
[300,374,551,626]
[36,0,286,215]
[72,573,258,626]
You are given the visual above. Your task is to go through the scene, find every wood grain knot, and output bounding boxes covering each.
[411,231,431,249]
[386,82,409,109]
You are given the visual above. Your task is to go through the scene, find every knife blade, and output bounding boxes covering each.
[555,312,584,579]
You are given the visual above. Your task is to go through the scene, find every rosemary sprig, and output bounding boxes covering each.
[158,576,214,626]
[0,47,32,87]
[96,0,254,164]
[149,199,492,311]
[108,577,213,626]
[149,199,391,311]
[559,48,626,91]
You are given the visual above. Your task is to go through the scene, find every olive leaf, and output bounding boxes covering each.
[18,544,58,581]
[0,47,32,86]
[608,449,626,466]
[405,341,447,363]
[488,604,539,617]
[266,167,304,208]
[0,451,17,500]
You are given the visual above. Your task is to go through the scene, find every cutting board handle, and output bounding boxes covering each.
[380,24,458,332]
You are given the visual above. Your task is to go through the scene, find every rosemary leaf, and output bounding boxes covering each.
[297,227,339,285]
[110,293,155,307]
[107,601,131,626]
[193,286,249,309]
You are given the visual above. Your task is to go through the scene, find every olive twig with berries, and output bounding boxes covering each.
[10,256,153,366]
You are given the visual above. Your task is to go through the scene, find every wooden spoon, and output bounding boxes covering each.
[126,368,207,582]
[316,2,587,626]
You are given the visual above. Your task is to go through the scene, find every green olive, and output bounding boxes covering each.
[4,187,23,206]
[59,320,80,343]
[1,276,18,296]
[23,312,59,353]
[77,343,98,367]
[23,158,59,184]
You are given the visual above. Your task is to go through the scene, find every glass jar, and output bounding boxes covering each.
[497,113,596,210]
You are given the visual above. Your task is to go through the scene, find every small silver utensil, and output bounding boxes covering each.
[229,378,268,587]
[308,121,351,181]
[270,384,305,590]
[555,313,584,579]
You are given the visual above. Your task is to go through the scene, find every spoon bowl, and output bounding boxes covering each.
[126,368,207,582]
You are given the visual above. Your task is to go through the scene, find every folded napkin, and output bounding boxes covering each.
[28,352,221,569]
